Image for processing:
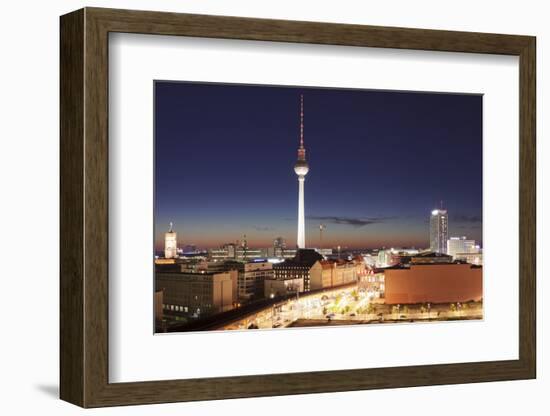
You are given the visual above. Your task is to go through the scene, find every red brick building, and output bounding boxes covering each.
[384,263,482,304]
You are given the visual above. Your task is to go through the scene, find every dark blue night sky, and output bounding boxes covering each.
[154,81,482,251]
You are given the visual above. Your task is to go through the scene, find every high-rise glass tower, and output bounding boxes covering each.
[430,209,448,253]
[294,94,309,249]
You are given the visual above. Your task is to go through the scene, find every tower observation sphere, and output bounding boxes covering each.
[294,159,309,176]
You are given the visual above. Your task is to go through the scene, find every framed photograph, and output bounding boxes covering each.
[60,7,536,408]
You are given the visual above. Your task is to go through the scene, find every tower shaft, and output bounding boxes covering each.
[297,177,305,248]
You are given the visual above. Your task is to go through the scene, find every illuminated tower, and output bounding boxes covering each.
[164,222,177,259]
[294,94,309,249]
[430,208,448,253]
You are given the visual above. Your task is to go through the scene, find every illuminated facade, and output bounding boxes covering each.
[309,259,362,290]
[447,236,478,258]
[376,249,394,267]
[272,249,323,292]
[429,209,448,253]
[164,222,177,259]
[294,94,309,249]
[455,252,483,265]
[238,261,274,301]
[264,276,304,298]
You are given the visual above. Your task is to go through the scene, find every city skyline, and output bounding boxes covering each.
[154,81,482,251]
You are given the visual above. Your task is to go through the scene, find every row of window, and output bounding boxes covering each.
[163,304,212,312]
[275,273,308,279]
[164,304,189,312]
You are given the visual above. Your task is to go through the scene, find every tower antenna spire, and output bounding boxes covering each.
[300,94,304,149]
[297,94,306,161]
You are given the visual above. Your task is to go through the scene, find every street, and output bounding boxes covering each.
[223,284,483,330]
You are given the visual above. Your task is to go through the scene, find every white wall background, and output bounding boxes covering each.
[0,0,545,414]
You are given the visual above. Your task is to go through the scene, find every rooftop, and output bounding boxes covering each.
[274,249,324,268]
[413,251,453,258]
[376,262,482,272]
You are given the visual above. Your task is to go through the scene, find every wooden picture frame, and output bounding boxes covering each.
[60,7,536,408]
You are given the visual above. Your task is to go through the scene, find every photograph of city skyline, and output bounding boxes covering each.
[154,81,483,333]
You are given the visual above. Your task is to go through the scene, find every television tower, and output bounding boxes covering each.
[294,94,309,249]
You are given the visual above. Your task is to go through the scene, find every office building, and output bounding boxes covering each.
[447,236,480,259]
[156,270,238,318]
[238,261,274,301]
[455,252,483,265]
[309,259,362,290]
[271,248,323,292]
[447,236,477,256]
[264,276,304,298]
[430,209,448,253]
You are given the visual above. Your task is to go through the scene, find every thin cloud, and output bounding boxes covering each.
[455,224,481,230]
[307,215,394,228]
[452,214,482,223]
[252,225,275,232]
